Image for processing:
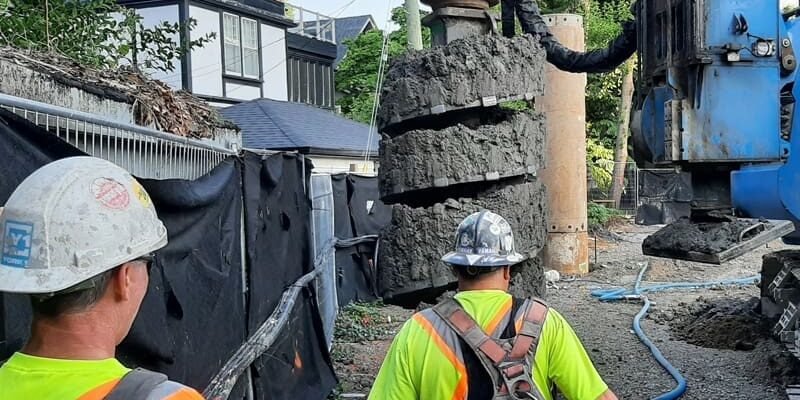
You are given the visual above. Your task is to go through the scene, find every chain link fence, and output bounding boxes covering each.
[588,161,683,218]
[588,161,639,215]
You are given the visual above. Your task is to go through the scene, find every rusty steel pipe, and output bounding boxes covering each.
[421,0,499,10]
[536,14,590,276]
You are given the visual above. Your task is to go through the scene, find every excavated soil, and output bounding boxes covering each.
[663,297,767,350]
[378,34,546,132]
[378,180,547,304]
[338,223,800,399]
[643,217,772,257]
[379,110,546,202]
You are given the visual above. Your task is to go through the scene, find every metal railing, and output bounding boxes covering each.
[0,94,237,180]
[285,3,336,44]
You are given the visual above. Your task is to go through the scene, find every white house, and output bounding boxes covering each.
[120,0,338,109]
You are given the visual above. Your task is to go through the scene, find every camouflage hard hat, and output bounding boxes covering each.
[441,211,527,268]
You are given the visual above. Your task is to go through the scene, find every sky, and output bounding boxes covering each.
[288,0,429,30]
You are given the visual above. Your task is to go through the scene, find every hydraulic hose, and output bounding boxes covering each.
[501,0,638,74]
[591,264,760,400]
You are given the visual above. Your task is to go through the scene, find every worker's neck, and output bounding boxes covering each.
[23,309,119,360]
[457,280,509,292]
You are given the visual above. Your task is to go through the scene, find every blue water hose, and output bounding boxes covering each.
[590,264,760,400]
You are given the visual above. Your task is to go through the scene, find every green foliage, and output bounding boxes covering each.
[499,100,532,111]
[587,137,615,190]
[334,302,392,343]
[583,0,634,149]
[588,202,622,228]
[0,0,213,73]
[336,7,431,123]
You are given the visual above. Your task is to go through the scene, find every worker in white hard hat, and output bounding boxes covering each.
[0,157,204,400]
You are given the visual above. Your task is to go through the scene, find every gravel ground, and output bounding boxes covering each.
[331,222,800,399]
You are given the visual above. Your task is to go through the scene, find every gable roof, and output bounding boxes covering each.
[221,98,378,157]
[333,15,377,67]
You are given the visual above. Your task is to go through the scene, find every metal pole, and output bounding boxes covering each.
[537,14,590,276]
[406,0,424,50]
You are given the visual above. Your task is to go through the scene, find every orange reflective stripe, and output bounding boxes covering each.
[163,387,206,399]
[486,298,513,335]
[413,314,469,400]
[77,378,121,400]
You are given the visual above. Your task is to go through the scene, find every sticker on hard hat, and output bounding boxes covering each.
[2,221,34,268]
[132,181,151,208]
[91,178,130,210]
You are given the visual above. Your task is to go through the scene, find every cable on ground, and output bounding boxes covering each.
[591,263,760,400]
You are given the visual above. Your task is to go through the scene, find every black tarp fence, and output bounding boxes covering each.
[0,109,336,399]
[329,173,391,306]
[635,169,693,225]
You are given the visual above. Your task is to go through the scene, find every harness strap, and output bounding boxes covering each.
[104,368,168,400]
[509,299,549,360]
[433,300,508,364]
[431,297,549,400]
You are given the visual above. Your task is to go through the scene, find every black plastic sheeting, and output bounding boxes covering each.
[635,170,693,225]
[330,174,391,306]
[242,152,337,399]
[118,160,248,399]
[0,110,336,400]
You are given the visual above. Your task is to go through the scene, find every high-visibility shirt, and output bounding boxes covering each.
[0,352,204,400]
[369,290,609,400]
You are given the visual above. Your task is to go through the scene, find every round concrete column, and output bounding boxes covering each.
[537,14,589,276]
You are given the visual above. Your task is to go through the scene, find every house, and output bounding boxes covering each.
[119,0,337,109]
[304,15,377,68]
[333,15,378,68]
[221,98,378,173]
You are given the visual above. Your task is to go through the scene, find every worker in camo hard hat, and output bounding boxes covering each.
[0,157,204,400]
[370,211,617,400]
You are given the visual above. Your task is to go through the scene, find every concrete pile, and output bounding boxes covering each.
[377,34,550,305]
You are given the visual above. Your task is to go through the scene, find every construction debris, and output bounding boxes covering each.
[0,46,235,139]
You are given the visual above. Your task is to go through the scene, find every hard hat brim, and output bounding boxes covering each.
[441,251,528,268]
[0,234,167,294]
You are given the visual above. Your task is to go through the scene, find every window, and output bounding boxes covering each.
[242,19,259,78]
[223,13,260,79]
[223,13,241,75]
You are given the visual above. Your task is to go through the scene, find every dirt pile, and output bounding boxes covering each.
[665,297,766,350]
[643,217,771,257]
[376,35,549,305]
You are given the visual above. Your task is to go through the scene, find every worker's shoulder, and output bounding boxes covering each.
[147,380,205,400]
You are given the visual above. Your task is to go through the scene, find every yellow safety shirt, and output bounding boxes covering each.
[0,352,204,400]
[369,290,608,400]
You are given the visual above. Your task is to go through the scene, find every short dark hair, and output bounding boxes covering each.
[30,268,117,318]
[451,265,507,282]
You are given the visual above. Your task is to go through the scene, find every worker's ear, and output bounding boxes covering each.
[112,263,135,301]
[503,266,512,281]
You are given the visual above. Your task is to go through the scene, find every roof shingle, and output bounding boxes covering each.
[221,99,379,157]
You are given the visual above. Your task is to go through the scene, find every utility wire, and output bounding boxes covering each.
[361,0,397,165]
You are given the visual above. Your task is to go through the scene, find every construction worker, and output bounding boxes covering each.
[0,157,204,400]
[369,211,617,400]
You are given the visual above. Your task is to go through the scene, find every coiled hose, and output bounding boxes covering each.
[591,264,760,400]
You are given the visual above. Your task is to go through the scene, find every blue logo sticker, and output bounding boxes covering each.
[2,221,34,268]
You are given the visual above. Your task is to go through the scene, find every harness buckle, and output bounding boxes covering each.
[498,361,539,400]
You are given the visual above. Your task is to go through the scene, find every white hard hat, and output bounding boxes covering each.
[0,157,168,294]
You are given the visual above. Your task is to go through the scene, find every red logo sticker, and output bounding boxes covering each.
[91,178,130,210]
